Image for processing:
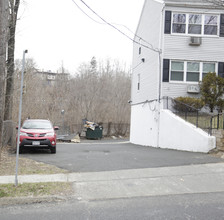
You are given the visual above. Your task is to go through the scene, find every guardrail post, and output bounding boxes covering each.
[217,114,220,129]
[223,113,224,130]
[209,116,213,135]
[196,110,199,127]
[167,96,168,109]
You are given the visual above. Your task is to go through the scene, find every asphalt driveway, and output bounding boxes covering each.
[21,139,224,172]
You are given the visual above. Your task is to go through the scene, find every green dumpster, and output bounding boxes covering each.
[86,127,103,139]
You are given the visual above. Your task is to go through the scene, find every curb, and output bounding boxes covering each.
[0,195,70,206]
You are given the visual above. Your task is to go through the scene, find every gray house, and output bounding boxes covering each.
[130,0,224,152]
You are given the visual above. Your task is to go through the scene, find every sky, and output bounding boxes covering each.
[15,0,145,74]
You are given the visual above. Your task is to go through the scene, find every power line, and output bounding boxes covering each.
[78,0,160,52]
[71,0,104,24]
[71,0,160,53]
[71,0,155,49]
[112,22,158,50]
[132,61,144,71]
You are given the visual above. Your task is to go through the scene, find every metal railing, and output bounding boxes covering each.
[162,96,224,135]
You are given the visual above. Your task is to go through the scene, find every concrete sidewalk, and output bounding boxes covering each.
[1,163,224,200]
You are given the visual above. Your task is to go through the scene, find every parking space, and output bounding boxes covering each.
[22,139,224,172]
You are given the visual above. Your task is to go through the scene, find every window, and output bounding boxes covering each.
[170,60,216,83]
[187,62,200,82]
[188,14,202,34]
[203,63,216,78]
[170,61,184,81]
[172,13,219,36]
[172,14,186,33]
[139,47,141,55]
[22,120,53,129]
[204,15,218,35]
[137,74,140,90]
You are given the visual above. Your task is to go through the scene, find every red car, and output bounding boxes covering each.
[17,119,58,154]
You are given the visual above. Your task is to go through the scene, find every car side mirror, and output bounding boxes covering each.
[54,126,59,130]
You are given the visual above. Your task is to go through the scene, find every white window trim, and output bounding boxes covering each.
[186,61,200,82]
[169,60,217,84]
[171,12,219,37]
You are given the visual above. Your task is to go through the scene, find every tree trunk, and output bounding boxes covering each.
[0,0,8,153]
[4,25,15,120]
[4,0,20,121]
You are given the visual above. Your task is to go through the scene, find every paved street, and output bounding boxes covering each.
[21,139,224,172]
[1,139,224,219]
[1,192,224,220]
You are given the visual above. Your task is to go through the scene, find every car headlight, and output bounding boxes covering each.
[45,132,54,137]
[20,132,27,136]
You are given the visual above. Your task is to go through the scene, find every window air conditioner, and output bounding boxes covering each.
[189,37,201,46]
[187,85,200,94]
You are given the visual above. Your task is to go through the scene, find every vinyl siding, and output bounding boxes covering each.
[164,35,224,62]
[131,0,164,104]
[162,6,224,98]
[162,82,200,98]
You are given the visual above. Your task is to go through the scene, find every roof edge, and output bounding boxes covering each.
[135,0,165,39]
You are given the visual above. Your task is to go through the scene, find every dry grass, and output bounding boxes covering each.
[0,182,73,198]
[0,147,68,176]
[0,147,73,199]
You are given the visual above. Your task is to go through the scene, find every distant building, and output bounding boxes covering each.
[34,70,70,85]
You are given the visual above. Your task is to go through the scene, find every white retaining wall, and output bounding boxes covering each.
[130,103,216,153]
[159,110,216,152]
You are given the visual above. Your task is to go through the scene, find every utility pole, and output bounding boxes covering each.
[61,110,65,134]
[15,50,28,186]
[0,0,8,153]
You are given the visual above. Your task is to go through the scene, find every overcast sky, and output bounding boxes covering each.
[15,0,144,74]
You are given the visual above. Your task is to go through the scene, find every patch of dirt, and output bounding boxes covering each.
[0,147,68,176]
[209,148,224,159]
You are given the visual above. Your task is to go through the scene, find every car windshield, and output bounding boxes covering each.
[22,121,52,129]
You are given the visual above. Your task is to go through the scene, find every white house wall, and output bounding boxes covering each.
[131,0,164,104]
[130,101,159,147]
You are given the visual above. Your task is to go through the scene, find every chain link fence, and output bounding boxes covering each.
[1,120,130,150]
[54,122,130,137]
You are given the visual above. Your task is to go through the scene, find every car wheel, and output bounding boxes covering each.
[50,146,56,154]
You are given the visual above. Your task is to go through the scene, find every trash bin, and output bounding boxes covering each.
[86,127,103,139]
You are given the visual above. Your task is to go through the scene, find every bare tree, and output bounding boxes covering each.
[0,0,8,151]
[12,57,131,136]
[67,58,131,129]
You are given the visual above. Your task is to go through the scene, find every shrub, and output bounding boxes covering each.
[173,97,204,112]
[200,72,224,113]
